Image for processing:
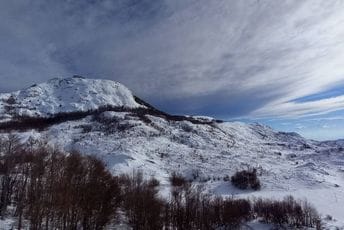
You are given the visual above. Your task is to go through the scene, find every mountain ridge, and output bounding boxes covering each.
[0,76,343,227]
[0,76,143,121]
[0,76,223,131]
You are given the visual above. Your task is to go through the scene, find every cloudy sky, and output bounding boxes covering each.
[1,0,344,140]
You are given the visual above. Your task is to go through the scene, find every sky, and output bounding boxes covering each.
[1,0,344,140]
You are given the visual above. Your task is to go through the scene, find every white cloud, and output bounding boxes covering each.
[308,116,344,121]
[253,95,344,118]
[1,0,344,118]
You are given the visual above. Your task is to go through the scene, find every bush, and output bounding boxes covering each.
[231,168,261,190]
[253,196,321,228]
[169,172,188,187]
[221,198,252,227]
[148,177,160,188]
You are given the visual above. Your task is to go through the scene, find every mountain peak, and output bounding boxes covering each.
[0,76,143,121]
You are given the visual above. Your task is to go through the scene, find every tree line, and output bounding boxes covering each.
[0,99,219,132]
[0,135,321,229]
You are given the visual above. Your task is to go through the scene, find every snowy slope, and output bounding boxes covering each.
[0,77,343,228]
[0,76,143,122]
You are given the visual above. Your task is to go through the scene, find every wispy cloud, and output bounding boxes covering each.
[1,0,344,119]
[308,116,344,121]
[253,95,344,118]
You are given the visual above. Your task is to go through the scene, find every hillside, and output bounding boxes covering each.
[0,76,143,122]
[0,77,343,228]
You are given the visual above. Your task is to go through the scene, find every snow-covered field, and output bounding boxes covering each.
[1,77,344,229]
[28,114,343,227]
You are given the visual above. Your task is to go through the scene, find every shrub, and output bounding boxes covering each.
[169,172,187,187]
[221,198,252,227]
[148,177,160,187]
[253,196,321,228]
[231,168,261,190]
[223,175,230,181]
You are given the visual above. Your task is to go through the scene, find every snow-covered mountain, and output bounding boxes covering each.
[0,76,143,122]
[0,76,343,228]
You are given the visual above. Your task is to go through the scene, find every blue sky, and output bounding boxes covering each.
[263,113,344,141]
[1,0,344,140]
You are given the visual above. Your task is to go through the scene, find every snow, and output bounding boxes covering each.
[1,77,344,229]
[0,218,15,229]
[0,76,143,121]
[247,188,344,227]
[17,111,343,228]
